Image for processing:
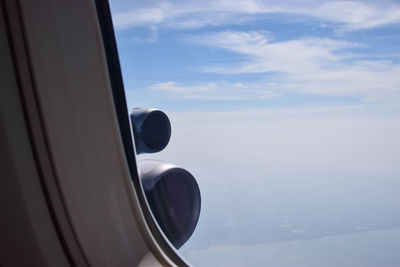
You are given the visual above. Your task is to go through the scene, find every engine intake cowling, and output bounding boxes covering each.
[130,108,171,154]
[138,160,201,249]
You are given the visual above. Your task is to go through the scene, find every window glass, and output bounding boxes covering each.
[109,1,400,266]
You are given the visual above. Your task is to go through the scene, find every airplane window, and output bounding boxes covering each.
[108,0,400,266]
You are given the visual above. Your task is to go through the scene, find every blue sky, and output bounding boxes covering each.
[109,1,400,266]
[110,0,400,114]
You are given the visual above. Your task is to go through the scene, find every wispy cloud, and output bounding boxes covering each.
[291,229,307,234]
[111,0,400,31]
[166,104,366,120]
[186,30,359,74]
[311,1,400,30]
[147,80,279,101]
[186,30,400,102]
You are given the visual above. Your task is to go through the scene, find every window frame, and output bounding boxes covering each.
[1,0,188,265]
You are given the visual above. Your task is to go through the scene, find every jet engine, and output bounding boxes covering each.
[130,108,201,249]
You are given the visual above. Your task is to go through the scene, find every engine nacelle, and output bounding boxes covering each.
[130,108,171,154]
[138,160,201,249]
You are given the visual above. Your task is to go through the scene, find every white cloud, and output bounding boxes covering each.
[167,105,366,120]
[128,31,399,104]
[111,0,400,31]
[291,229,307,234]
[186,30,400,102]
[147,80,280,100]
[311,1,400,30]
[113,7,165,28]
[187,31,358,74]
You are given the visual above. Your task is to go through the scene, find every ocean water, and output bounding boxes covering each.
[182,228,400,267]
